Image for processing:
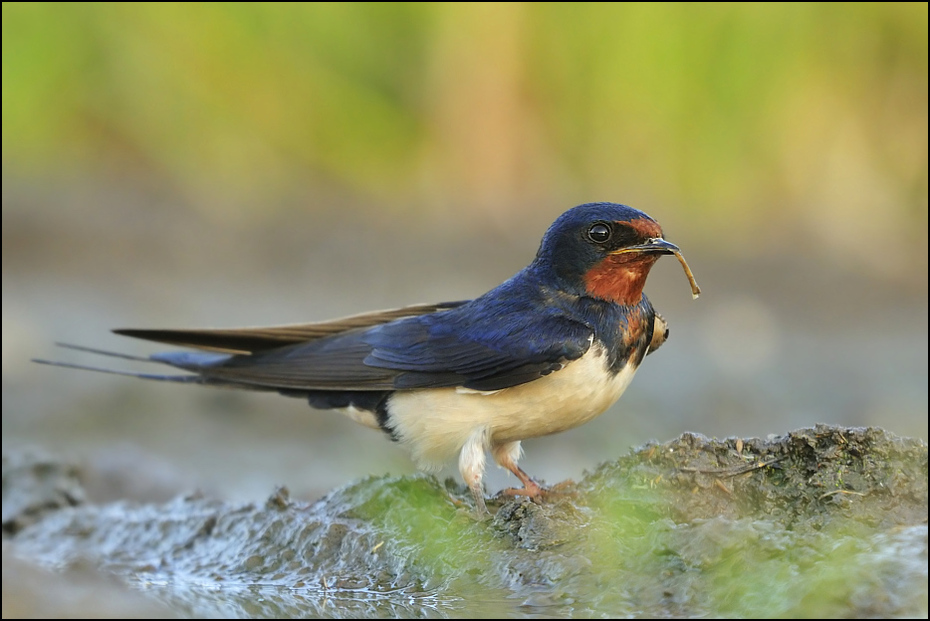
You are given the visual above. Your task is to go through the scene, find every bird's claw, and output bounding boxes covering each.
[498,478,546,502]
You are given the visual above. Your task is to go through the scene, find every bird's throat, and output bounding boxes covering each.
[583,254,659,306]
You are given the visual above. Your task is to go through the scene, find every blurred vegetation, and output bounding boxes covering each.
[2,3,927,257]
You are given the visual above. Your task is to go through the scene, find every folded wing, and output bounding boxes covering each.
[114,301,468,354]
[138,298,593,393]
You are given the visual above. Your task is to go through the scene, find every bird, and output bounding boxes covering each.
[35,202,700,513]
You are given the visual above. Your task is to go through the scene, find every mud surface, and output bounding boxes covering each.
[3,425,927,618]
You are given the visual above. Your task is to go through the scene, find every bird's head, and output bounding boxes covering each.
[533,202,698,306]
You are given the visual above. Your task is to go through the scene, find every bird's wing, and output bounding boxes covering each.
[113,301,468,354]
[362,308,594,391]
[171,301,594,393]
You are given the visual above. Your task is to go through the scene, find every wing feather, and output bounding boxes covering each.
[113,301,467,354]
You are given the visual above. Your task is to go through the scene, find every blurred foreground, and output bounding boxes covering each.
[4,426,926,618]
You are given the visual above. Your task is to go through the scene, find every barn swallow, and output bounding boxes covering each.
[35,202,700,513]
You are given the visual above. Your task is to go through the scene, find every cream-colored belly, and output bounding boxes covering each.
[386,345,637,470]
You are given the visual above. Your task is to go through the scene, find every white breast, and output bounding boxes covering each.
[385,344,638,470]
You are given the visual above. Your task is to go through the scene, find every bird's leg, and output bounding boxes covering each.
[492,441,544,499]
[459,426,491,515]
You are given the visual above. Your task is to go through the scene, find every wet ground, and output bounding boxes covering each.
[3,425,927,617]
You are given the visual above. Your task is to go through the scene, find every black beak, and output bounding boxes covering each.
[611,238,680,256]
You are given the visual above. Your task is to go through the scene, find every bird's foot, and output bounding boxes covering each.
[497,478,578,504]
[498,478,545,501]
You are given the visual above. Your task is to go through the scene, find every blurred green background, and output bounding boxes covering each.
[4,3,927,239]
[2,3,927,506]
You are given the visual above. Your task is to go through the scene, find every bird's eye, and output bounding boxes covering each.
[587,223,612,244]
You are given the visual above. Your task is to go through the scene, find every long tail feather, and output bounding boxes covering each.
[33,342,220,384]
[32,343,269,391]
[31,358,204,383]
[53,342,157,362]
